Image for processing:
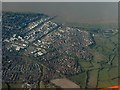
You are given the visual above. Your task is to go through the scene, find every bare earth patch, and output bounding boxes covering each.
[50,78,80,88]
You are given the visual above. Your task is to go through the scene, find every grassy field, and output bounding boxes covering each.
[112,56,118,66]
[79,61,93,68]
[98,80,113,88]
[89,48,108,63]
[69,72,87,88]
[2,82,23,88]
[98,68,110,81]
[109,67,118,79]
[87,69,99,88]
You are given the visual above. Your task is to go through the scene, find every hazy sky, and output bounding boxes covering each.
[3,2,118,24]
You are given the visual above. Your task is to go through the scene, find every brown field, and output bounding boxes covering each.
[50,78,80,88]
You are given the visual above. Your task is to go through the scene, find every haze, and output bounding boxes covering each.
[2,2,118,24]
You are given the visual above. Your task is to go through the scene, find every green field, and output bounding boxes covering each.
[109,67,118,79]
[69,72,87,88]
[87,69,99,88]
[2,83,23,88]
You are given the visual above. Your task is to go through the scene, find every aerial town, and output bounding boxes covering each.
[2,12,118,89]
